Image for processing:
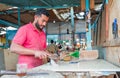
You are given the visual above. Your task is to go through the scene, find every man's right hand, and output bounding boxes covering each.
[34,50,51,59]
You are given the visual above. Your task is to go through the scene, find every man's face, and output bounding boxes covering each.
[35,14,49,31]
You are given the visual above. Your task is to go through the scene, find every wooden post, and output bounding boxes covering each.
[81,0,85,11]
[90,0,95,10]
[105,1,109,40]
[81,0,95,11]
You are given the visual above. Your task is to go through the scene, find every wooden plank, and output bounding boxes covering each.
[81,0,85,11]
[90,0,95,10]
[105,4,109,40]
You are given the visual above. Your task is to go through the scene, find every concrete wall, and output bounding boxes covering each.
[0,49,18,71]
[92,0,120,67]
[0,48,5,70]
[103,38,120,67]
[93,46,106,59]
[4,49,18,71]
[106,47,120,67]
[108,0,120,40]
[102,0,120,67]
[47,20,86,34]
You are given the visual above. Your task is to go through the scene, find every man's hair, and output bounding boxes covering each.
[50,40,54,43]
[35,8,50,17]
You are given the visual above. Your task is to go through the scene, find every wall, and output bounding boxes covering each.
[0,48,5,70]
[108,0,120,40]
[92,3,106,46]
[0,49,18,70]
[92,0,120,67]
[4,49,18,70]
[103,0,120,67]
[103,38,120,67]
[47,20,86,34]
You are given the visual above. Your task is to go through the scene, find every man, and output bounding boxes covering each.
[10,8,51,69]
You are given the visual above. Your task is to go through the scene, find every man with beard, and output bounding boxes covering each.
[10,8,51,69]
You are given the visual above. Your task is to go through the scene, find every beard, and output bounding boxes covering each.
[35,21,44,31]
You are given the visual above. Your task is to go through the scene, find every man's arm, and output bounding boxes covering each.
[10,42,50,59]
[10,42,35,55]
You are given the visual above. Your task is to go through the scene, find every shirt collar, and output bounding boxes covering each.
[29,22,36,31]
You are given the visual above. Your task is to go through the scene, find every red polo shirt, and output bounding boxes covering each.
[13,22,46,68]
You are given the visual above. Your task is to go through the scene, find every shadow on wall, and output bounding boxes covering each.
[93,46,106,59]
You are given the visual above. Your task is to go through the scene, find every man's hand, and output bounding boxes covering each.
[34,50,51,59]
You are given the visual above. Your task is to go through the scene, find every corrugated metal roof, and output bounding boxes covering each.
[0,0,104,28]
[0,0,80,9]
